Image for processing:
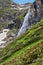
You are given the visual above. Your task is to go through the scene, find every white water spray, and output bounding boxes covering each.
[17,9,32,36]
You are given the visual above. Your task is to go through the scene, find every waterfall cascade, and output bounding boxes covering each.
[17,9,32,36]
[17,0,42,37]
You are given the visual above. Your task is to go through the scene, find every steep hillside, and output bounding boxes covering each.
[0,20,43,65]
[0,0,18,31]
[0,0,31,20]
[0,0,31,32]
[0,0,20,22]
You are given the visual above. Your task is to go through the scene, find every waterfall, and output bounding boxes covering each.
[17,9,32,36]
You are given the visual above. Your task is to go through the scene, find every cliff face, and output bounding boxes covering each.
[29,0,43,24]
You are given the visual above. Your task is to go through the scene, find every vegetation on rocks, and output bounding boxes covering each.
[17,10,27,21]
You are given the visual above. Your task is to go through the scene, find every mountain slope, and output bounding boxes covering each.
[0,20,43,65]
[0,0,31,32]
[0,0,43,65]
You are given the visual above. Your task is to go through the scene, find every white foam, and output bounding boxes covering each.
[17,10,32,36]
[0,29,9,45]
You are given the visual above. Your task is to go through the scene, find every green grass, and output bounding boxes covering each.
[3,41,43,65]
[0,40,42,65]
[0,20,43,65]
